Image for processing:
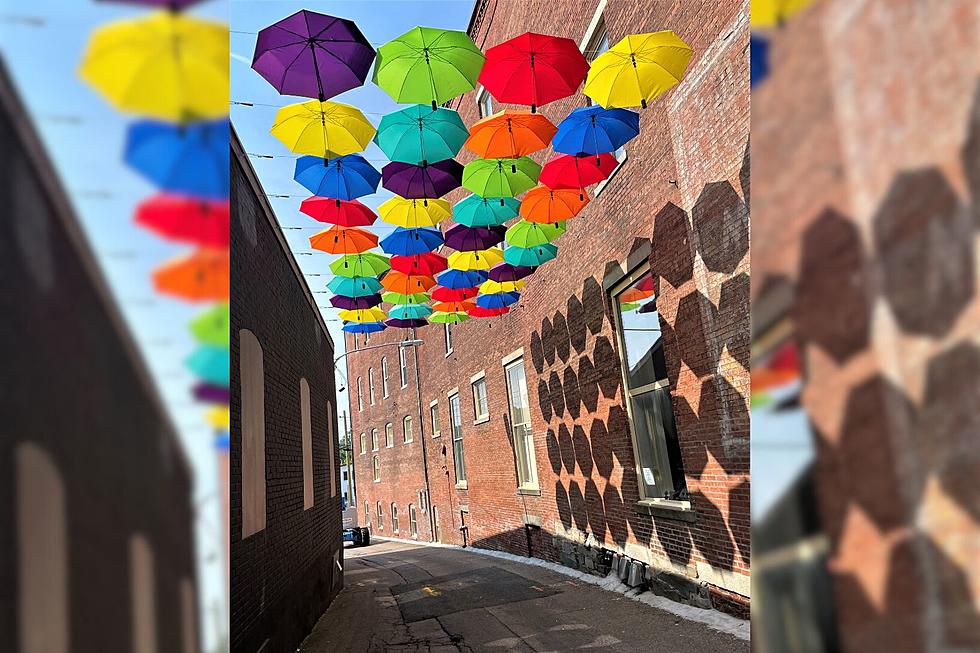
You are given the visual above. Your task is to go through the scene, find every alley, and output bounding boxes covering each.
[299,541,749,652]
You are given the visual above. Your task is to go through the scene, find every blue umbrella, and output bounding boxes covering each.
[552,106,639,158]
[343,321,387,333]
[389,304,434,320]
[750,35,770,87]
[294,154,380,199]
[437,268,488,289]
[124,119,229,200]
[380,227,445,255]
[327,276,383,297]
[476,292,520,309]
[185,345,230,386]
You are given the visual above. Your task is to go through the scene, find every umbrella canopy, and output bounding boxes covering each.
[338,307,387,323]
[375,104,469,165]
[381,271,437,294]
[488,262,535,282]
[387,318,429,328]
[327,275,383,297]
[192,382,230,404]
[379,227,445,256]
[553,106,640,156]
[382,291,430,305]
[444,224,506,252]
[583,31,693,109]
[462,157,541,197]
[135,194,229,248]
[300,197,377,225]
[476,291,520,309]
[469,306,510,318]
[252,10,375,100]
[330,293,382,310]
[329,252,391,278]
[382,160,464,199]
[79,11,228,122]
[751,0,814,27]
[539,153,617,189]
[448,247,504,271]
[206,406,231,431]
[505,220,566,247]
[272,99,375,157]
[453,194,520,227]
[152,248,229,301]
[437,268,488,289]
[374,26,485,108]
[478,32,588,111]
[480,279,525,294]
[190,303,230,347]
[464,109,556,158]
[343,321,387,333]
[378,196,451,228]
[429,311,469,324]
[124,119,229,200]
[504,243,557,267]
[310,226,378,254]
[433,300,476,313]
[389,304,433,320]
[390,252,448,276]
[294,154,380,199]
[519,185,589,223]
[186,345,230,386]
[431,285,478,302]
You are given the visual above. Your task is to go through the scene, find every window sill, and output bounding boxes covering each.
[373,479,380,483]
[635,499,696,523]
[517,487,541,496]
[400,384,408,390]
[445,350,453,358]
[432,432,441,438]
[473,416,490,425]
[455,481,468,490]
[403,440,413,445]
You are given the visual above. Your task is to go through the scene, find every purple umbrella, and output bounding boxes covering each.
[386,318,429,328]
[329,293,382,310]
[382,160,463,200]
[444,223,506,252]
[252,10,375,101]
[489,262,535,282]
[192,382,230,404]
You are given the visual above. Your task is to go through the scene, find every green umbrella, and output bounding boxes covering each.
[373,26,485,108]
[462,157,541,197]
[382,291,430,305]
[429,311,469,324]
[375,104,469,166]
[505,220,566,247]
[453,194,520,227]
[330,252,391,278]
[190,303,229,347]
[504,243,558,267]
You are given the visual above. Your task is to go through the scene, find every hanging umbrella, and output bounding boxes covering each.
[190,303,230,347]
[135,194,229,248]
[79,11,228,122]
[437,268,488,289]
[433,300,476,313]
[192,382,230,404]
[553,106,640,158]
[379,227,445,256]
[390,252,448,276]
[504,243,557,267]
[539,153,617,189]
[310,226,378,254]
[186,345,230,386]
[389,304,433,321]
[300,197,377,225]
[447,247,504,271]
[479,32,588,112]
[272,99,375,157]
[381,160,464,199]
[431,285,478,302]
[381,271,437,294]
[453,194,520,227]
[464,110,557,158]
[294,154,380,199]
[373,26,485,108]
[378,196,451,228]
[489,262,535,282]
[206,406,231,431]
[620,286,655,302]
[375,104,469,165]
[444,224,506,252]
[505,220,566,247]
[152,248,229,302]
[751,0,814,27]
[387,318,429,328]
[343,321,387,333]
[462,157,541,197]
[476,291,520,309]
[429,312,469,324]
[327,275,383,297]
[252,10,375,101]
[124,119,229,200]
[330,293,382,310]
[382,291,430,305]
[519,185,589,223]
[329,252,391,278]
[480,279,525,294]
[469,306,510,318]
[338,307,387,323]
[583,31,693,109]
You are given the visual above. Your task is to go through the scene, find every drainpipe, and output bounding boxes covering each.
[411,328,437,542]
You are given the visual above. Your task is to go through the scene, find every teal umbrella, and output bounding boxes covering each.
[504,243,558,267]
[375,104,469,166]
[328,276,383,297]
[186,345,230,386]
[453,194,520,227]
[462,157,541,197]
[389,304,433,320]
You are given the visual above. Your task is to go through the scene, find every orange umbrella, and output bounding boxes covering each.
[432,300,476,313]
[464,109,557,158]
[152,248,229,302]
[520,185,589,223]
[381,270,436,294]
[620,287,654,303]
[309,225,378,255]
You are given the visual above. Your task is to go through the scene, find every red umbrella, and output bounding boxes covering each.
[469,306,510,318]
[390,252,448,276]
[539,153,618,189]
[135,194,229,248]
[300,197,377,226]
[431,285,478,302]
[479,32,589,112]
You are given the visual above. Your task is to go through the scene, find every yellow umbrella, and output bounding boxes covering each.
[338,307,387,323]
[79,11,228,122]
[583,31,693,109]
[271,100,376,157]
[480,279,525,294]
[751,0,814,27]
[448,247,504,271]
[378,197,451,228]
[206,406,230,431]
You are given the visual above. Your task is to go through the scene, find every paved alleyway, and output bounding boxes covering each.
[299,540,749,652]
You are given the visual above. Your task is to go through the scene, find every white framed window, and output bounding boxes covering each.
[418,489,428,513]
[505,358,538,491]
[409,504,418,538]
[385,422,394,448]
[381,357,390,398]
[364,500,371,526]
[449,392,466,487]
[391,503,399,533]
[371,428,379,451]
[430,400,441,437]
[471,374,489,423]
[376,501,383,528]
[364,332,371,345]
[357,377,363,411]
[372,455,380,482]
[477,86,493,118]
[444,323,453,355]
[368,368,376,405]
[399,345,408,388]
[403,415,414,443]
[359,432,366,454]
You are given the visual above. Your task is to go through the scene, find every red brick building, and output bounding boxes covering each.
[349,0,750,615]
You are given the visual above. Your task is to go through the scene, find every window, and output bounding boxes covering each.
[371,428,379,451]
[364,332,371,345]
[403,415,414,443]
[368,368,376,405]
[359,432,366,454]
[504,359,539,490]
[399,345,408,388]
[582,15,627,176]
[449,392,466,486]
[376,501,383,528]
[433,506,441,542]
[430,401,441,437]
[391,503,399,533]
[418,489,428,513]
[357,377,363,411]
[444,323,453,354]
[381,357,390,398]
[477,86,493,117]
[385,422,394,447]
[240,329,266,537]
[471,375,489,422]
[611,266,686,500]
[352,334,358,351]
[372,456,380,482]
[300,378,313,509]
[409,504,418,538]
[364,500,371,526]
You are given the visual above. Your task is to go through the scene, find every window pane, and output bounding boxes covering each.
[615,271,667,390]
[450,394,466,482]
[505,362,537,487]
[430,404,440,434]
[472,379,488,418]
[628,387,684,497]
[385,423,393,447]
[404,416,413,442]
[505,363,531,426]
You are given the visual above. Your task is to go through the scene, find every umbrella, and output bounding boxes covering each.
[329,252,391,278]
[380,227,445,256]
[79,12,228,122]
[300,197,377,225]
[504,243,557,267]
[338,307,387,323]
[469,306,510,318]
[375,104,468,165]
[453,194,520,227]
[192,382,229,404]
[488,262,535,282]
[751,0,814,27]
[382,291,430,305]
[206,406,231,431]
[389,304,433,320]
[583,31,693,109]
[478,32,588,112]
[186,345,230,386]
[462,157,541,197]
[294,154,380,199]
[387,318,429,328]
[476,291,520,309]
[480,279,524,294]
[378,196,451,228]
[124,119,229,200]
[390,252,448,276]
[327,275,383,297]
[433,300,475,313]
[539,153,617,189]
[330,293,382,310]
[152,248,229,301]
[381,271,437,294]
[429,312,469,324]
[382,160,464,199]
[505,220,566,247]
[437,268,488,289]
[431,285,478,302]
[553,106,640,158]
[619,286,655,302]
[444,224,506,252]
[519,186,589,223]
[464,110,557,158]
[448,247,504,271]
[310,226,378,254]
[190,303,230,347]
[135,194,229,248]
[373,26,485,108]
[272,99,375,157]
[343,321,387,333]
[251,10,375,100]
